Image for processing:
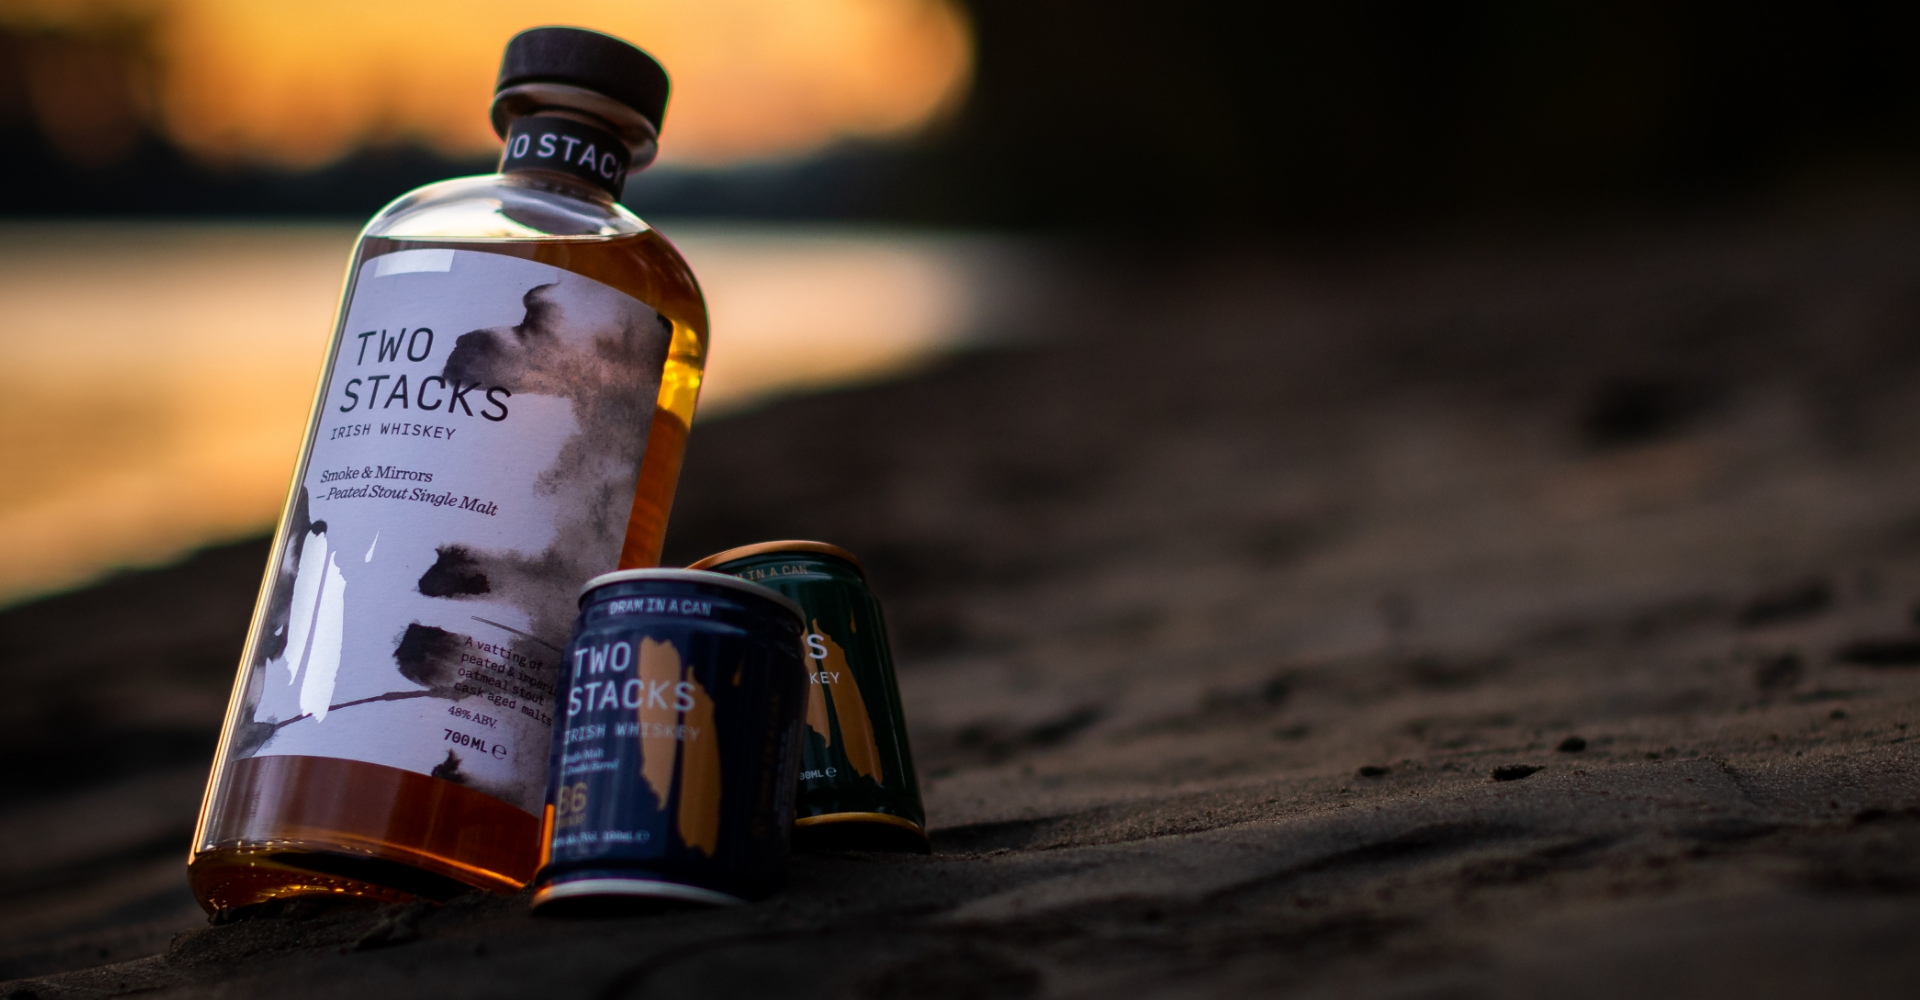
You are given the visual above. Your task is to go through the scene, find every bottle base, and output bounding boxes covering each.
[188,844,514,913]
[190,755,541,914]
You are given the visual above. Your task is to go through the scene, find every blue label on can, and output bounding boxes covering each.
[537,575,806,902]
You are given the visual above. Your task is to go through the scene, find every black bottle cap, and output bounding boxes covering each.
[496,27,670,135]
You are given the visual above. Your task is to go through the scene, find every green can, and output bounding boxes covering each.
[688,542,928,852]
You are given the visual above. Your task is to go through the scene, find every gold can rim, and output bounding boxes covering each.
[686,540,865,574]
[794,811,929,840]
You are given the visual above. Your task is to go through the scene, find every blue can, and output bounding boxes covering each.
[532,569,807,910]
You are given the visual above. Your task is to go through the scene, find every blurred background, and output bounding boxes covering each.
[0,0,993,602]
[4,0,1920,604]
[12,0,1920,986]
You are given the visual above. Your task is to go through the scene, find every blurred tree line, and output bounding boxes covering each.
[5,1,1919,228]
[928,0,1920,229]
[0,11,490,215]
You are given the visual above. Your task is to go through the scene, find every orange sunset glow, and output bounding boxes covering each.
[4,0,973,167]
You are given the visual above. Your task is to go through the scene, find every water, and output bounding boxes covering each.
[0,222,1011,605]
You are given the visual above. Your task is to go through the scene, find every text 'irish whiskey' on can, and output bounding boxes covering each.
[534,570,807,910]
[189,27,710,914]
[689,542,930,852]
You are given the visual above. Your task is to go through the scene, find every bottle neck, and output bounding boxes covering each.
[498,112,633,198]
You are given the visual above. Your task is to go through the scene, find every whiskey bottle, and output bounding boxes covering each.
[188,27,707,912]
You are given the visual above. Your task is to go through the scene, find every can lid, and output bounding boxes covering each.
[686,540,865,574]
[578,568,803,620]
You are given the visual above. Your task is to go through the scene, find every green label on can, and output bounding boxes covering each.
[703,552,925,833]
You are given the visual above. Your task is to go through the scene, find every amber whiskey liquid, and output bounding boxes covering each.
[190,228,705,911]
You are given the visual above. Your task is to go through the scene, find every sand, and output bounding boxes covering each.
[6,209,1920,998]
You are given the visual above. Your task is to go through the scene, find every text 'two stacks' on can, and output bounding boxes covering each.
[688,542,929,853]
[533,569,807,912]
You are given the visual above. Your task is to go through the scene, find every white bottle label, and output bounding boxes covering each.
[237,248,670,813]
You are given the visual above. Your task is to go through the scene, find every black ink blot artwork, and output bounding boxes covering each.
[234,272,666,810]
[418,545,491,597]
[393,623,466,693]
[436,281,668,645]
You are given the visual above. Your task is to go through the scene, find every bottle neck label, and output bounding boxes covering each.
[500,114,630,196]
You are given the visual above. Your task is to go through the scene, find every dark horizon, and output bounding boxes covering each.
[4,2,1920,230]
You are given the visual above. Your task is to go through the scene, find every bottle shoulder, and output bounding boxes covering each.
[363,173,650,241]
[355,173,706,334]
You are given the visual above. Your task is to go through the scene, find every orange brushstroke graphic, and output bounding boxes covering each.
[677,674,721,856]
[636,637,682,809]
[805,668,831,744]
[812,620,883,783]
[634,636,721,855]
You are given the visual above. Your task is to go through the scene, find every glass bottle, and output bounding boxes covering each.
[187,27,707,913]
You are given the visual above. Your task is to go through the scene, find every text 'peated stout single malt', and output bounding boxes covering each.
[189,27,707,913]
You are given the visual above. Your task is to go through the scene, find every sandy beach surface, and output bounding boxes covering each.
[7,210,1920,998]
